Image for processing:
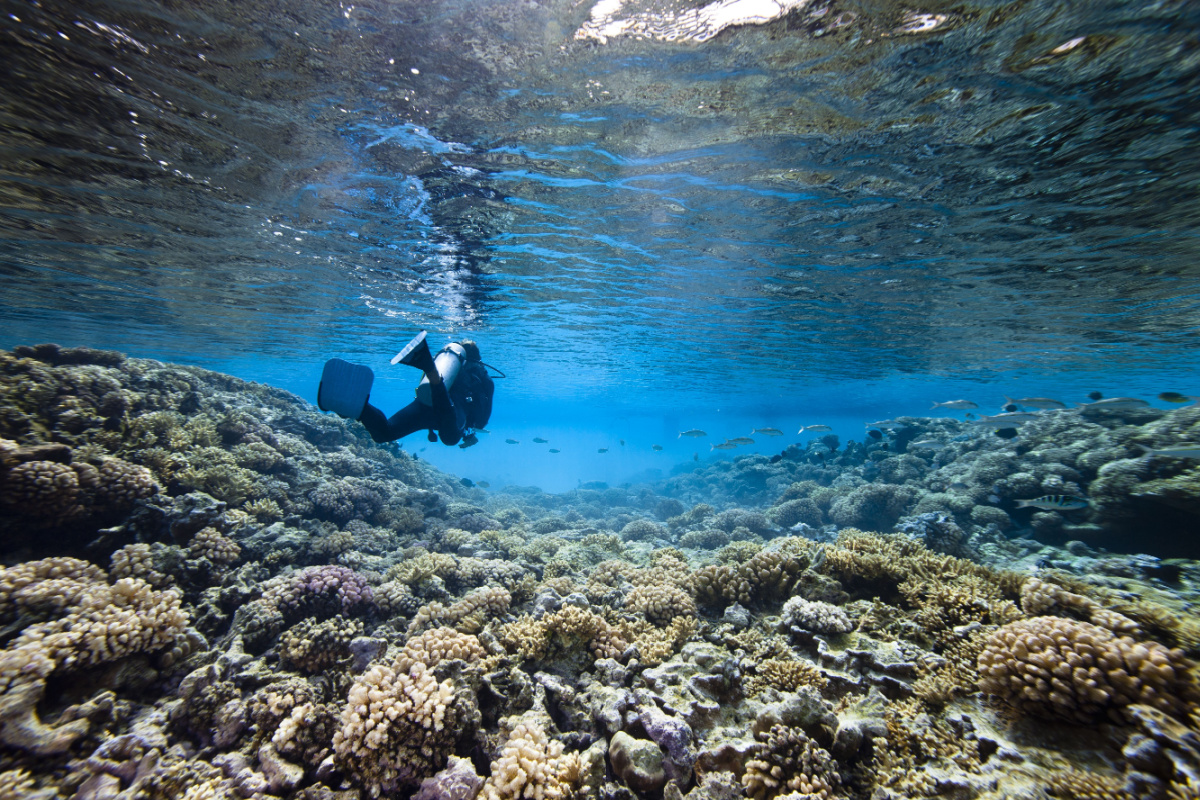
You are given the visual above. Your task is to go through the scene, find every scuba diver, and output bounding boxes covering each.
[317,331,495,448]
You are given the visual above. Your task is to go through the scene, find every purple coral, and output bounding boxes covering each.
[272,565,374,620]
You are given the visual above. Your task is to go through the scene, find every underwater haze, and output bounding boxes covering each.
[3,0,1200,490]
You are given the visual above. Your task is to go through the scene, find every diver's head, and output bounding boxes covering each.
[460,339,481,362]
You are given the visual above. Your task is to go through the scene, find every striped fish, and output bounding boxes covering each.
[1014,495,1088,510]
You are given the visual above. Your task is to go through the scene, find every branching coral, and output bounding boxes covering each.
[0,559,188,754]
[978,616,1197,724]
[278,615,364,672]
[781,597,853,634]
[627,583,697,625]
[264,565,374,622]
[743,724,841,800]
[332,660,474,796]
[480,716,582,800]
[408,586,512,634]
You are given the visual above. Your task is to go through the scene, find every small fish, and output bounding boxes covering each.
[949,481,969,490]
[1135,443,1200,460]
[711,442,738,450]
[726,437,755,445]
[549,448,560,453]
[598,448,608,453]
[970,412,1039,428]
[476,481,490,488]
[931,400,978,410]
[865,419,907,430]
[909,439,946,450]
[867,429,883,440]
[652,444,663,451]
[753,427,784,436]
[1014,495,1089,510]
[459,477,475,487]
[1076,397,1150,411]
[475,428,490,434]
[1087,391,1104,401]
[994,428,1018,440]
[693,453,699,461]
[533,437,549,444]
[505,439,520,444]
[1002,404,1018,412]
[1158,392,1197,404]
[965,413,976,420]
[799,425,832,433]
[1005,396,1066,410]
[619,439,625,446]
[679,429,707,438]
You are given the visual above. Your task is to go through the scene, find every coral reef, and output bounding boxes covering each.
[2,345,1200,800]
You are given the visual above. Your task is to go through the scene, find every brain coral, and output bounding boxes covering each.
[978,616,1197,724]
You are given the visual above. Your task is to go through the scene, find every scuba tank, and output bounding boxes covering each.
[416,342,466,406]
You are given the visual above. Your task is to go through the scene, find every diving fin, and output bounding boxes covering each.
[317,358,374,420]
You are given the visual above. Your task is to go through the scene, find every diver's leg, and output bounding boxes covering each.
[360,400,432,444]
[426,379,465,446]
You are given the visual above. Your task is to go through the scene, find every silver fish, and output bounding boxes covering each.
[753,427,784,436]
[1014,495,1089,510]
[679,429,707,438]
[799,424,833,433]
[970,412,1039,428]
[711,442,738,450]
[1135,443,1200,460]
[1076,397,1150,411]
[930,399,978,410]
[726,436,755,445]
[909,439,946,450]
[1004,395,1066,410]
[865,420,907,430]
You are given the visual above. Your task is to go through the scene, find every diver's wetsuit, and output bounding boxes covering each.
[359,361,492,446]
[360,378,464,445]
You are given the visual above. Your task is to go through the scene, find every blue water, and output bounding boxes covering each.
[3,0,1199,492]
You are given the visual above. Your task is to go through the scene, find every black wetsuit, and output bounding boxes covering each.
[360,360,493,446]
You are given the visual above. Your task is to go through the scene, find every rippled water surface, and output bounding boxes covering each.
[3,0,1199,486]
